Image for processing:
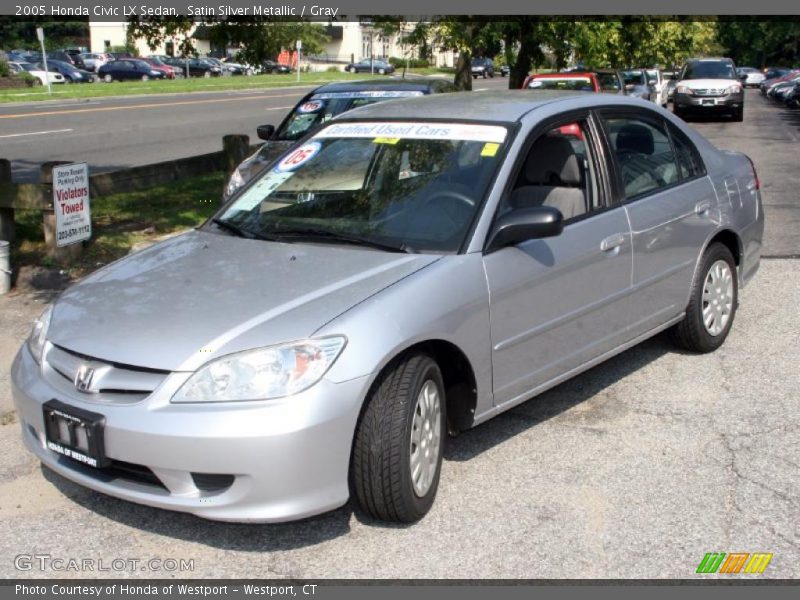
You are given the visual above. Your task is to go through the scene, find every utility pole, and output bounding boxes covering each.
[36,28,52,95]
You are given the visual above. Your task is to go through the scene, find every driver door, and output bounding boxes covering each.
[483,114,634,407]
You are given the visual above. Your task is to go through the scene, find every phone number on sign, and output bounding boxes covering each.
[57,224,90,242]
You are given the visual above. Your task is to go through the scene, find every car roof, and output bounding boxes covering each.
[531,73,596,78]
[312,79,448,93]
[333,90,652,123]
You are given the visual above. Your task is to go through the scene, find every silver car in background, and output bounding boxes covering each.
[12,92,763,524]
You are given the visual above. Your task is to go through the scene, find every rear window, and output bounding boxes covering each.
[527,77,594,91]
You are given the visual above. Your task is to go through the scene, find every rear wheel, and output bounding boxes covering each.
[349,66,357,73]
[351,353,445,523]
[141,74,149,82]
[204,71,211,78]
[378,68,386,75]
[103,74,113,83]
[670,243,738,353]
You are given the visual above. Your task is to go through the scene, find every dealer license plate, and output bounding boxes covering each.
[43,400,109,468]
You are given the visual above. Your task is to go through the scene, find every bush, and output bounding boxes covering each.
[388,56,430,69]
[18,72,39,87]
[0,59,9,77]
[326,65,340,72]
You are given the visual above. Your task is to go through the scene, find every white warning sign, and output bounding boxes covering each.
[52,162,91,247]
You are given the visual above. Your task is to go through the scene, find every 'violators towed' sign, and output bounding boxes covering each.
[53,163,91,247]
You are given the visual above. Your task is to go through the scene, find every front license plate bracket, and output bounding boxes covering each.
[42,399,110,468]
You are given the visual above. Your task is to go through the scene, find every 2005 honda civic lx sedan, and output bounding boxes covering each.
[12,92,763,524]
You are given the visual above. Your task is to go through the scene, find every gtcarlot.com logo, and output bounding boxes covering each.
[14,554,194,573]
[696,552,773,574]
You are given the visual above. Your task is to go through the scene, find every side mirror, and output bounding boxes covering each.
[486,206,564,253]
[647,79,657,86]
[256,124,275,141]
[624,83,635,91]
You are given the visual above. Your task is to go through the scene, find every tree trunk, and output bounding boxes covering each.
[510,36,535,90]
[454,51,472,91]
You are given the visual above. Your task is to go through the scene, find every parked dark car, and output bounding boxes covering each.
[44,60,95,83]
[161,57,222,78]
[224,78,457,197]
[97,59,167,82]
[345,59,395,75]
[47,51,84,69]
[500,65,510,77]
[590,69,625,94]
[262,59,291,74]
[471,57,495,78]
[63,49,86,69]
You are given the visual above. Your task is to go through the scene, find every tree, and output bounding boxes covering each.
[126,16,330,62]
[0,16,89,51]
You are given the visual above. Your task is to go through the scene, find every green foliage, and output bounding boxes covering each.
[109,44,138,56]
[0,17,88,51]
[18,72,39,87]
[126,17,330,64]
[326,65,340,72]
[388,56,430,69]
[0,59,9,78]
[716,18,800,67]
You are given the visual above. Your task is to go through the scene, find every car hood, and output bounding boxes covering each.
[679,78,739,89]
[48,230,439,372]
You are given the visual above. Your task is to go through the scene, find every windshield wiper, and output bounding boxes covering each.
[269,228,414,253]
[211,218,277,242]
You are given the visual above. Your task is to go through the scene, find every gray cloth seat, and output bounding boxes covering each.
[509,136,586,219]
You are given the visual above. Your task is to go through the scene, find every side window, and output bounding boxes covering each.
[605,116,680,199]
[500,118,601,221]
[669,125,706,180]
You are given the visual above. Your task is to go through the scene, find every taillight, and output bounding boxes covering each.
[745,155,760,190]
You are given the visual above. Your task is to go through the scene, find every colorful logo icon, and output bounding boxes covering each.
[696,552,773,574]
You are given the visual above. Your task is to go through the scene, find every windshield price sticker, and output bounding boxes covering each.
[312,91,425,100]
[317,122,507,143]
[297,100,325,113]
[52,162,91,247]
[275,142,322,172]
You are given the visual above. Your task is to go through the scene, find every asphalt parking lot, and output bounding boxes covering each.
[0,89,798,579]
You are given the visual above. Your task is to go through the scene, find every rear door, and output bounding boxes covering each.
[598,110,718,336]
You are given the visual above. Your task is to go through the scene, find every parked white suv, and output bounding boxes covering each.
[673,58,745,122]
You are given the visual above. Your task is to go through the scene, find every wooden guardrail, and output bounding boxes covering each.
[0,134,253,264]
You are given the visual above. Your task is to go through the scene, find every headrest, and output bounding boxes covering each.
[525,135,581,186]
[616,123,654,156]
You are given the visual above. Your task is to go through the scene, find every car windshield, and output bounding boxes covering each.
[217,121,509,253]
[622,70,646,85]
[274,91,425,141]
[527,77,594,91]
[683,62,737,80]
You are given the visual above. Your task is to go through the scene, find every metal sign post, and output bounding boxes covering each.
[36,28,52,95]
[296,40,302,83]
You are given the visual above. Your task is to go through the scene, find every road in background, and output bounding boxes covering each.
[0,76,511,184]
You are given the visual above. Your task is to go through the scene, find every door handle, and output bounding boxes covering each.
[695,200,713,215]
[600,233,626,252]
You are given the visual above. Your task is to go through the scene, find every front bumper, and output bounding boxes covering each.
[674,91,743,113]
[11,343,371,522]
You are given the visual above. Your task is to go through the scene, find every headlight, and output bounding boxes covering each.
[225,168,245,198]
[171,337,346,403]
[27,305,53,365]
[676,85,692,95]
[150,71,160,76]
[726,84,742,94]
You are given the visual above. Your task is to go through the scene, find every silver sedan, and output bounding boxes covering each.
[12,92,763,523]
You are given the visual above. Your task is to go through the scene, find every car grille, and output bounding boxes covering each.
[45,344,169,403]
[693,88,726,97]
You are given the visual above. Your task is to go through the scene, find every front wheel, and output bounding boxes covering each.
[670,243,738,353]
[141,74,149,82]
[103,74,113,83]
[351,353,446,523]
[204,71,211,78]
[348,66,357,73]
[732,107,744,122]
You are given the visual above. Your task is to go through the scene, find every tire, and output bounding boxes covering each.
[141,74,149,82]
[378,68,386,75]
[349,66,357,73]
[670,243,738,353]
[733,107,744,122]
[103,74,113,83]
[204,71,211,78]
[351,353,446,523]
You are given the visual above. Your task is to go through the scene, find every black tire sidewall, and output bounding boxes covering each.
[398,358,446,518]
[688,244,739,351]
